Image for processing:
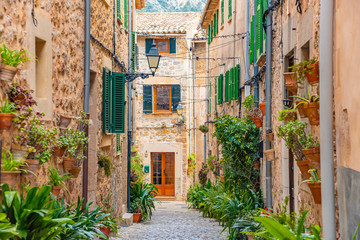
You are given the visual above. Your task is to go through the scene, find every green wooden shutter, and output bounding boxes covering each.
[124,0,128,29]
[263,0,267,52]
[208,25,211,45]
[216,9,219,33]
[143,85,153,113]
[230,68,234,100]
[250,16,254,64]
[171,85,181,112]
[228,0,232,19]
[235,64,240,99]
[215,77,218,113]
[112,72,125,133]
[116,0,121,19]
[218,74,223,105]
[116,133,121,152]
[146,38,153,54]
[256,0,263,60]
[102,68,111,134]
[210,21,213,42]
[131,32,136,72]
[221,0,225,26]
[225,70,229,102]
[170,38,176,53]
[209,82,212,114]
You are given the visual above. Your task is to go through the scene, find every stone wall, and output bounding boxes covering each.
[0,0,131,218]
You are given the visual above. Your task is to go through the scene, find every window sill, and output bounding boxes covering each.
[227,18,232,23]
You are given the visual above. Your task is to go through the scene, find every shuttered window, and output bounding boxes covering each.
[170,38,176,53]
[228,0,232,19]
[116,0,121,19]
[209,82,212,114]
[116,133,122,152]
[218,74,223,105]
[171,85,181,112]
[208,25,211,45]
[234,64,240,99]
[131,32,136,72]
[124,0,128,29]
[145,38,153,54]
[225,70,230,102]
[102,68,125,134]
[263,0,268,53]
[216,9,219,34]
[143,85,153,113]
[221,0,225,26]
[256,0,263,60]
[250,16,254,64]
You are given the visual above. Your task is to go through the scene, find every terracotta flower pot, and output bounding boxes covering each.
[295,101,307,118]
[220,176,225,182]
[23,159,39,174]
[283,72,297,94]
[0,113,15,130]
[59,115,72,129]
[305,102,319,125]
[259,102,266,116]
[133,213,142,223]
[308,182,321,204]
[54,147,66,157]
[302,147,320,169]
[264,149,275,161]
[70,166,81,178]
[0,64,18,82]
[253,160,260,170]
[296,160,311,179]
[305,62,319,84]
[251,116,263,128]
[1,171,21,189]
[246,234,255,240]
[266,132,274,142]
[100,227,111,237]
[284,111,297,122]
[11,145,31,160]
[63,157,76,171]
[51,185,62,197]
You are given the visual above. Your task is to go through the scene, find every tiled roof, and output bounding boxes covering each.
[136,12,201,34]
[193,26,207,40]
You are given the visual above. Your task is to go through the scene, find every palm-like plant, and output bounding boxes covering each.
[48,165,71,188]
[130,182,158,220]
[0,97,17,114]
[1,150,27,172]
[0,44,35,67]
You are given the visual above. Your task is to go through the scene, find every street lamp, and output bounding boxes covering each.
[176,103,184,124]
[146,43,161,76]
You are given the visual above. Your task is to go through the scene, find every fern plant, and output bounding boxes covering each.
[0,44,35,67]
[0,97,17,114]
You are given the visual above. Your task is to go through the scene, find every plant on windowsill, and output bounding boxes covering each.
[302,169,321,204]
[243,95,263,127]
[0,44,35,81]
[0,96,17,130]
[289,58,319,86]
[47,164,71,197]
[1,150,28,189]
[198,124,209,134]
[295,90,320,125]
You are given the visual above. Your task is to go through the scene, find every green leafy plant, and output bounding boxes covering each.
[187,153,196,175]
[131,149,144,183]
[243,95,262,118]
[98,152,113,177]
[47,164,71,188]
[1,150,27,172]
[289,58,318,87]
[199,124,209,134]
[0,213,17,239]
[0,44,35,67]
[303,169,321,184]
[0,97,17,114]
[62,128,89,161]
[100,194,123,234]
[295,89,320,109]
[278,108,297,122]
[130,182,158,220]
[198,164,209,185]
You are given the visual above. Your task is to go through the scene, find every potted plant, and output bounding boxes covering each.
[0,97,17,130]
[70,159,83,178]
[1,150,27,189]
[0,44,35,81]
[130,198,142,223]
[198,124,209,134]
[47,164,71,197]
[278,108,297,123]
[7,83,37,107]
[301,135,320,169]
[243,95,263,127]
[59,115,72,129]
[283,72,297,94]
[277,120,312,179]
[265,129,274,143]
[295,90,320,125]
[263,149,275,161]
[100,194,123,237]
[62,128,88,171]
[295,100,307,118]
[304,59,319,84]
[303,169,321,204]
[187,153,196,175]
[54,134,68,157]
[98,152,113,177]
[259,102,266,116]
[253,159,260,170]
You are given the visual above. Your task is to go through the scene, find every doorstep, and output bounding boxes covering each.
[155,196,177,201]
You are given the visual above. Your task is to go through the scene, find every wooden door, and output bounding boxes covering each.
[151,152,175,196]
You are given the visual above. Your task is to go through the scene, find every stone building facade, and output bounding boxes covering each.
[134,12,205,200]
[0,0,143,218]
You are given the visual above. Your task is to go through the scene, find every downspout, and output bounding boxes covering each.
[265,0,273,208]
[192,42,197,184]
[320,0,336,238]
[245,0,250,84]
[82,0,90,203]
[253,0,259,107]
[127,0,133,212]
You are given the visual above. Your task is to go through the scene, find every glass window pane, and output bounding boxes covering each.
[157,41,168,52]
[165,153,174,185]
[152,153,162,185]
[156,87,170,111]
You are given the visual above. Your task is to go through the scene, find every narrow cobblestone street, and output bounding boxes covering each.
[115,201,227,240]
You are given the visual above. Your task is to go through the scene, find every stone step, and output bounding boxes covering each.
[155,196,177,201]
[122,213,133,226]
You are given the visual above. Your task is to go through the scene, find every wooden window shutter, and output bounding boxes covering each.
[221,0,225,26]
[135,44,139,70]
[210,21,213,42]
[216,9,219,34]
[171,85,181,112]
[124,0,128,29]
[116,133,121,152]
[111,72,125,133]
[250,16,254,64]
[208,25,211,45]
[263,0,267,52]
[256,0,263,60]
[131,32,136,72]
[116,0,121,19]
[215,77,218,113]
[170,38,176,53]
[218,74,223,105]
[145,38,153,54]
[102,68,111,134]
[143,85,153,113]
[209,81,212,114]
[228,0,232,19]
[225,70,229,102]
[229,68,234,100]
[235,64,240,99]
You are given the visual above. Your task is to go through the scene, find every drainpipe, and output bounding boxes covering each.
[265,0,273,209]
[82,0,90,203]
[245,0,250,84]
[320,0,336,238]
[127,0,133,212]
[192,42,197,184]
[254,0,259,107]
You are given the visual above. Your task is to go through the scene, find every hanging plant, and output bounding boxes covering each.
[98,152,113,177]
[187,153,196,175]
[198,124,209,134]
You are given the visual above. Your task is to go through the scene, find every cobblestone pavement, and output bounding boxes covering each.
[114,201,227,240]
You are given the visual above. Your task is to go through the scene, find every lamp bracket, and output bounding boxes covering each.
[125,72,155,82]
